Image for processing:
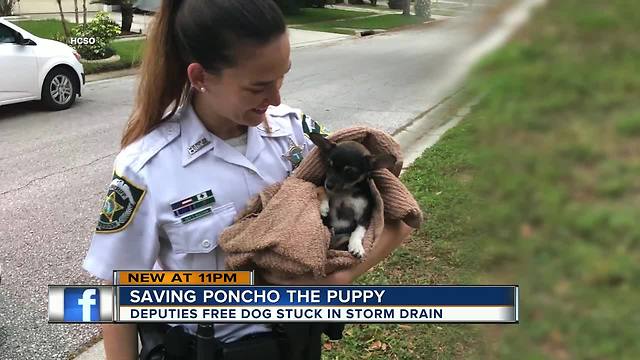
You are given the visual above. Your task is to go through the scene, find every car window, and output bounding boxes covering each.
[0,24,16,43]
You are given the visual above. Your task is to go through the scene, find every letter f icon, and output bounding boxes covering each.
[78,289,97,322]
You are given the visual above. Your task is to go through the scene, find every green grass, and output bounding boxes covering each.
[323,0,640,359]
[284,8,375,25]
[462,2,640,357]
[11,19,77,40]
[615,113,640,137]
[82,40,145,75]
[296,14,428,34]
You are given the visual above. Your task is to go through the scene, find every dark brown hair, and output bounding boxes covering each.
[121,0,286,148]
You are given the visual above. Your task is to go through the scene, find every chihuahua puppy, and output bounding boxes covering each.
[309,133,396,258]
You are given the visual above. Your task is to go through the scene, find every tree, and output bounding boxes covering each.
[91,0,136,33]
[83,0,88,24]
[415,0,431,18]
[74,0,79,23]
[56,0,70,38]
[402,0,410,16]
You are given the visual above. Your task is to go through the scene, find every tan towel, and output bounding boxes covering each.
[218,127,423,278]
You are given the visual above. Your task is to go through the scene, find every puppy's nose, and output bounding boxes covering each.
[325,179,336,191]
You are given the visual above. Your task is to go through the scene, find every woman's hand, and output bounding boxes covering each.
[262,219,414,285]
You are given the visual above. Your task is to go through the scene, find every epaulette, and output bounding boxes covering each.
[267,104,300,118]
[115,121,180,174]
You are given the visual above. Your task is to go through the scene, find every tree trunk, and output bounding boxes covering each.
[415,0,431,18]
[73,0,79,23]
[402,0,410,16]
[83,0,87,24]
[121,4,134,33]
[56,0,70,38]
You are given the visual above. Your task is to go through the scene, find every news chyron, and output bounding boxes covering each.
[48,272,518,324]
[48,286,114,323]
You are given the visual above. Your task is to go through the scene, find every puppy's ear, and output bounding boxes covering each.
[368,153,397,170]
[309,133,336,153]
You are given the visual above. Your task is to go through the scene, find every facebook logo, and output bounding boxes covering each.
[63,288,101,322]
[49,285,112,323]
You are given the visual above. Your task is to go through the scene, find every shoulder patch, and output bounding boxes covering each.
[96,172,146,233]
[301,113,330,138]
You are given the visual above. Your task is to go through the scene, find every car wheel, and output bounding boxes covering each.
[41,68,77,111]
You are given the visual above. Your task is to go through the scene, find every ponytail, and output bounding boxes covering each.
[121,0,188,148]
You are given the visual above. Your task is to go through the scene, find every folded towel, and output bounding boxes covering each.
[218,127,423,278]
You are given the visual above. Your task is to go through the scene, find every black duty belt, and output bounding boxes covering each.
[138,322,344,360]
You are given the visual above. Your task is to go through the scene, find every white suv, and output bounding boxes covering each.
[0,18,85,110]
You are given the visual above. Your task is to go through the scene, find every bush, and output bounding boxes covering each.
[273,0,303,14]
[70,11,120,60]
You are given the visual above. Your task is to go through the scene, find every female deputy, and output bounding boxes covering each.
[82,0,412,359]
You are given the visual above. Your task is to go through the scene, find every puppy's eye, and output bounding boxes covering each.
[343,167,358,176]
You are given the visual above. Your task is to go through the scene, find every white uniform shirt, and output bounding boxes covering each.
[83,101,325,342]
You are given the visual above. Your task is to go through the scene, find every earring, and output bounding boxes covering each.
[200,87,207,93]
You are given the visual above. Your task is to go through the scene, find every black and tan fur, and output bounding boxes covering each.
[309,133,396,258]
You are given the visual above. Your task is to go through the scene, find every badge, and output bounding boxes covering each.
[283,138,304,169]
[96,173,145,233]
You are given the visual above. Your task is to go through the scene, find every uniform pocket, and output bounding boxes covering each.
[162,203,237,254]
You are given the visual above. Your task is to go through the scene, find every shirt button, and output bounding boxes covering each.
[202,239,211,248]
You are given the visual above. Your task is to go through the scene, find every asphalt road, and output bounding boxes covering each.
[0,2,507,358]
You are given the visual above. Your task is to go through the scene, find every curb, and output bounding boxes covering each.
[85,68,138,83]
[113,35,146,42]
[81,54,121,65]
[72,340,107,360]
[394,89,481,170]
